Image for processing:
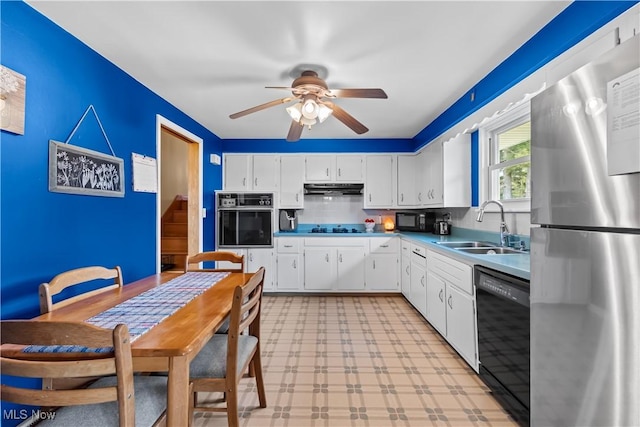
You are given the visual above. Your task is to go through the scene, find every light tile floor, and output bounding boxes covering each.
[193,295,519,426]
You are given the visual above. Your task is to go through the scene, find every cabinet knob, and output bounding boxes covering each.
[418,192,422,201]
[421,275,425,286]
[242,177,246,187]
[293,259,297,268]
[284,244,293,248]
[250,253,253,262]
[326,168,329,177]
[338,168,341,177]
[401,193,404,202]
[339,254,343,263]
[369,194,372,202]
[448,294,453,309]
[325,254,329,262]
[295,193,299,202]
[439,289,444,302]
[406,266,410,275]
[255,177,258,186]
[373,260,376,269]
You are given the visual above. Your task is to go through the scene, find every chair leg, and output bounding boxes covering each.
[188,389,196,427]
[252,353,267,408]
[227,386,239,427]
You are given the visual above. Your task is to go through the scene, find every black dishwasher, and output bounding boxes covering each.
[475,266,530,426]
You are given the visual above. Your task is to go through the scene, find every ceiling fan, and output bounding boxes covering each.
[229,70,387,142]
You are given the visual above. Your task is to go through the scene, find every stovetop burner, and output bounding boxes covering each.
[309,227,362,234]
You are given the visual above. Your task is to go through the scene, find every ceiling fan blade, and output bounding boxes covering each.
[324,102,369,135]
[286,120,303,142]
[328,88,388,99]
[229,97,295,119]
[265,86,292,90]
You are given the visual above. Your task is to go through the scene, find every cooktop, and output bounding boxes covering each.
[311,227,362,234]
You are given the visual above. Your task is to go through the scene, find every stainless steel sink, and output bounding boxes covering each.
[436,241,497,248]
[457,247,524,255]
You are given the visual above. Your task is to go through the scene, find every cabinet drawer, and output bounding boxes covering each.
[410,244,427,267]
[427,250,473,294]
[277,238,301,253]
[401,239,411,256]
[369,237,398,253]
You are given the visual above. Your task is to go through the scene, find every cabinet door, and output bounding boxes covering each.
[410,263,427,316]
[397,155,417,206]
[252,155,279,191]
[337,247,365,290]
[446,284,477,369]
[400,241,411,297]
[280,156,304,208]
[305,155,334,182]
[304,248,336,290]
[276,253,302,290]
[424,141,443,206]
[247,248,274,291]
[336,155,363,182]
[426,270,447,335]
[223,155,251,190]
[366,254,398,290]
[365,155,394,207]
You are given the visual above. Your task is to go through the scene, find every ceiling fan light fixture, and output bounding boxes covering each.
[317,103,333,123]
[286,103,302,122]
[301,97,319,119]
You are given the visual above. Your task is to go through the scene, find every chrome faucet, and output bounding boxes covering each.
[476,200,510,247]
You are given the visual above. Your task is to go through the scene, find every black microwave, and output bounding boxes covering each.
[395,211,435,232]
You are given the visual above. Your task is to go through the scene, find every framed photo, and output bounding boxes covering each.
[49,140,125,197]
[0,65,26,135]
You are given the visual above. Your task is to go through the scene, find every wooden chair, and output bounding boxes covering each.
[39,266,124,314]
[188,267,267,427]
[0,321,167,427]
[185,251,245,273]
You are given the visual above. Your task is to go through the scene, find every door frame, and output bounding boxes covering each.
[155,114,203,273]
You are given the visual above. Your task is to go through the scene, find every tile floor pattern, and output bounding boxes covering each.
[193,295,519,427]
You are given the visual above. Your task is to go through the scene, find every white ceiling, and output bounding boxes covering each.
[26,1,570,141]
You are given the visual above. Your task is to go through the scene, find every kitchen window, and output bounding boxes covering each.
[479,102,531,211]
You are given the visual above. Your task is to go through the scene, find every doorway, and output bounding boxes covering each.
[156,115,203,273]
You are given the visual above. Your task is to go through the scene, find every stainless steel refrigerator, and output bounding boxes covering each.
[530,34,640,427]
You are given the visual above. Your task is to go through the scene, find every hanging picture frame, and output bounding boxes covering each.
[0,65,26,135]
[48,140,125,197]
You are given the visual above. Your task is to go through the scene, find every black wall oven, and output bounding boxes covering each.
[216,192,274,248]
[475,266,530,426]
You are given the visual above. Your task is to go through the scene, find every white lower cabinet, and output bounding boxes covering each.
[400,239,411,297]
[304,248,337,290]
[276,238,303,290]
[303,238,366,291]
[409,243,427,315]
[247,248,275,291]
[426,249,477,371]
[337,247,366,290]
[366,237,399,290]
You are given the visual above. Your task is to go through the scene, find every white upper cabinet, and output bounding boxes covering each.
[336,155,363,182]
[397,154,417,206]
[364,155,395,208]
[223,154,252,191]
[223,154,278,191]
[279,155,304,208]
[305,155,334,181]
[252,155,279,191]
[416,133,470,208]
[305,155,363,182]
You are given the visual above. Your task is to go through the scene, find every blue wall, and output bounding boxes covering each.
[0,1,224,322]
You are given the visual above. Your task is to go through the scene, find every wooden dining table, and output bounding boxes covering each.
[32,270,255,426]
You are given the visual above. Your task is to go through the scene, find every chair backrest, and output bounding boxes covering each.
[0,321,135,426]
[226,267,265,376]
[39,266,124,314]
[185,251,245,273]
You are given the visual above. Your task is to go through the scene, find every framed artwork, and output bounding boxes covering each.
[0,65,26,135]
[49,140,125,197]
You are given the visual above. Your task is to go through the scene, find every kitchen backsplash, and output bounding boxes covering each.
[432,207,531,237]
[298,195,395,227]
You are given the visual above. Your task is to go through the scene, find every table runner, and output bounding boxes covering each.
[24,271,229,353]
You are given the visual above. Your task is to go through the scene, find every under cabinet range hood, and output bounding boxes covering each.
[303,183,364,195]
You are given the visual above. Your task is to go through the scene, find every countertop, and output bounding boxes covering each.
[275,228,530,281]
